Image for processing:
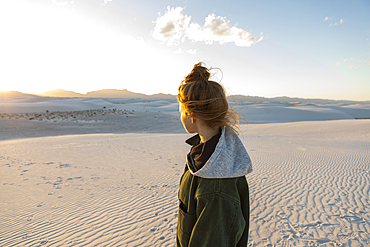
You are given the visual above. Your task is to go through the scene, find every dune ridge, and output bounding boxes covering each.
[1,95,369,142]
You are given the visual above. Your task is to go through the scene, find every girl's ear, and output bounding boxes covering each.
[191,116,196,124]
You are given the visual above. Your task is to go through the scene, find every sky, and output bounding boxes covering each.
[0,0,369,101]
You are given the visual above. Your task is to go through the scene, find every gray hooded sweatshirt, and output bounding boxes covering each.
[187,126,252,178]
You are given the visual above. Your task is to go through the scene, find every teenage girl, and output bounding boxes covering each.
[176,62,253,247]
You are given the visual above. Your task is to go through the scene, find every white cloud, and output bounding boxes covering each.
[174,48,196,54]
[152,7,191,46]
[103,0,113,5]
[187,13,262,46]
[329,18,345,26]
[186,49,197,54]
[357,60,370,67]
[174,48,184,54]
[343,57,354,62]
[153,6,262,47]
[334,57,369,69]
[323,16,333,21]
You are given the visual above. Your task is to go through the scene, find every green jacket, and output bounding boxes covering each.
[176,127,252,247]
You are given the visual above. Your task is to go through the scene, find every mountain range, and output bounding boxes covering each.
[30,89,175,99]
[1,89,367,104]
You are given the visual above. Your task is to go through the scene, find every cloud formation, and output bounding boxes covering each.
[152,7,191,45]
[186,49,197,54]
[323,16,333,21]
[324,16,345,26]
[153,6,262,47]
[174,48,197,54]
[103,0,113,5]
[334,57,369,69]
[330,19,345,26]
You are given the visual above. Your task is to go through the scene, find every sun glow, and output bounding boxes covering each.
[0,0,175,95]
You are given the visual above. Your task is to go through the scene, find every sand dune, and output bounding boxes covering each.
[1,95,369,140]
[1,96,370,246]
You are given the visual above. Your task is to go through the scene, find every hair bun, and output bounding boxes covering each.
[184,62,210,83]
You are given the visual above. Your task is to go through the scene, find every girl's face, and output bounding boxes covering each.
[179,103,197,133]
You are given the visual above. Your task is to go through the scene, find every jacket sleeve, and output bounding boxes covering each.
[188,193,246,247]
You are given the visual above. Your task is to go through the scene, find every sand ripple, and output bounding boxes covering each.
[0,134,187,246]
[1,120,369,246]
[246,122,370,246]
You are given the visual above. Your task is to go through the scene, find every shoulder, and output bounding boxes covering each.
[195,176,247,203]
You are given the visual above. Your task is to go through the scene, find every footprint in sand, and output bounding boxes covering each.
[26,215,34,221]
[340,215,365,223]
[59,163,71,168]
[40,240,48,245]
[315,238,334,245]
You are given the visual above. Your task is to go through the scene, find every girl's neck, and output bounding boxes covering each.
[198,126,221,143]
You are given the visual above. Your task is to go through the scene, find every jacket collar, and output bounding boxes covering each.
[185,127,253,178]
[185,134,201,146]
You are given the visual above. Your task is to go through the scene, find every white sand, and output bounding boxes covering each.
[244,121,370,246]
[1,96,370,246]
[1,133,187,246]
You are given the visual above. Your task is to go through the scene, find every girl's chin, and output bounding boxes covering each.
[184,128,196,134]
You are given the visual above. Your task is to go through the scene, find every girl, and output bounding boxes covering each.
[176,63,253,247]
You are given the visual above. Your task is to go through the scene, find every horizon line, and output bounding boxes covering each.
[0,89,369,102]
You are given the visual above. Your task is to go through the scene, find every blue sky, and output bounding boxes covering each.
[0,0,369,100]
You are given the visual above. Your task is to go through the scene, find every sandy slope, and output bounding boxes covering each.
[1,120,369,246]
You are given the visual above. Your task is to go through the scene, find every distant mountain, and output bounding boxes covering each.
[149,93,177,100]
[228,95,267,103]
[227,94,362,104]
[14,89,366,103]
[85,89,147,98]
[0,91,39,97]
[38,89,85,98]
[36,89,178,99]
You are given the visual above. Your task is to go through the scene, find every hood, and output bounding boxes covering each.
[187,127,252,179]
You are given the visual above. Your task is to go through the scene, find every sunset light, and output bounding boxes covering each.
[1,1,370,246]
[0,0,369,100]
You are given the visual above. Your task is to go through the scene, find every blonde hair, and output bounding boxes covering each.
[177,62,240,134]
